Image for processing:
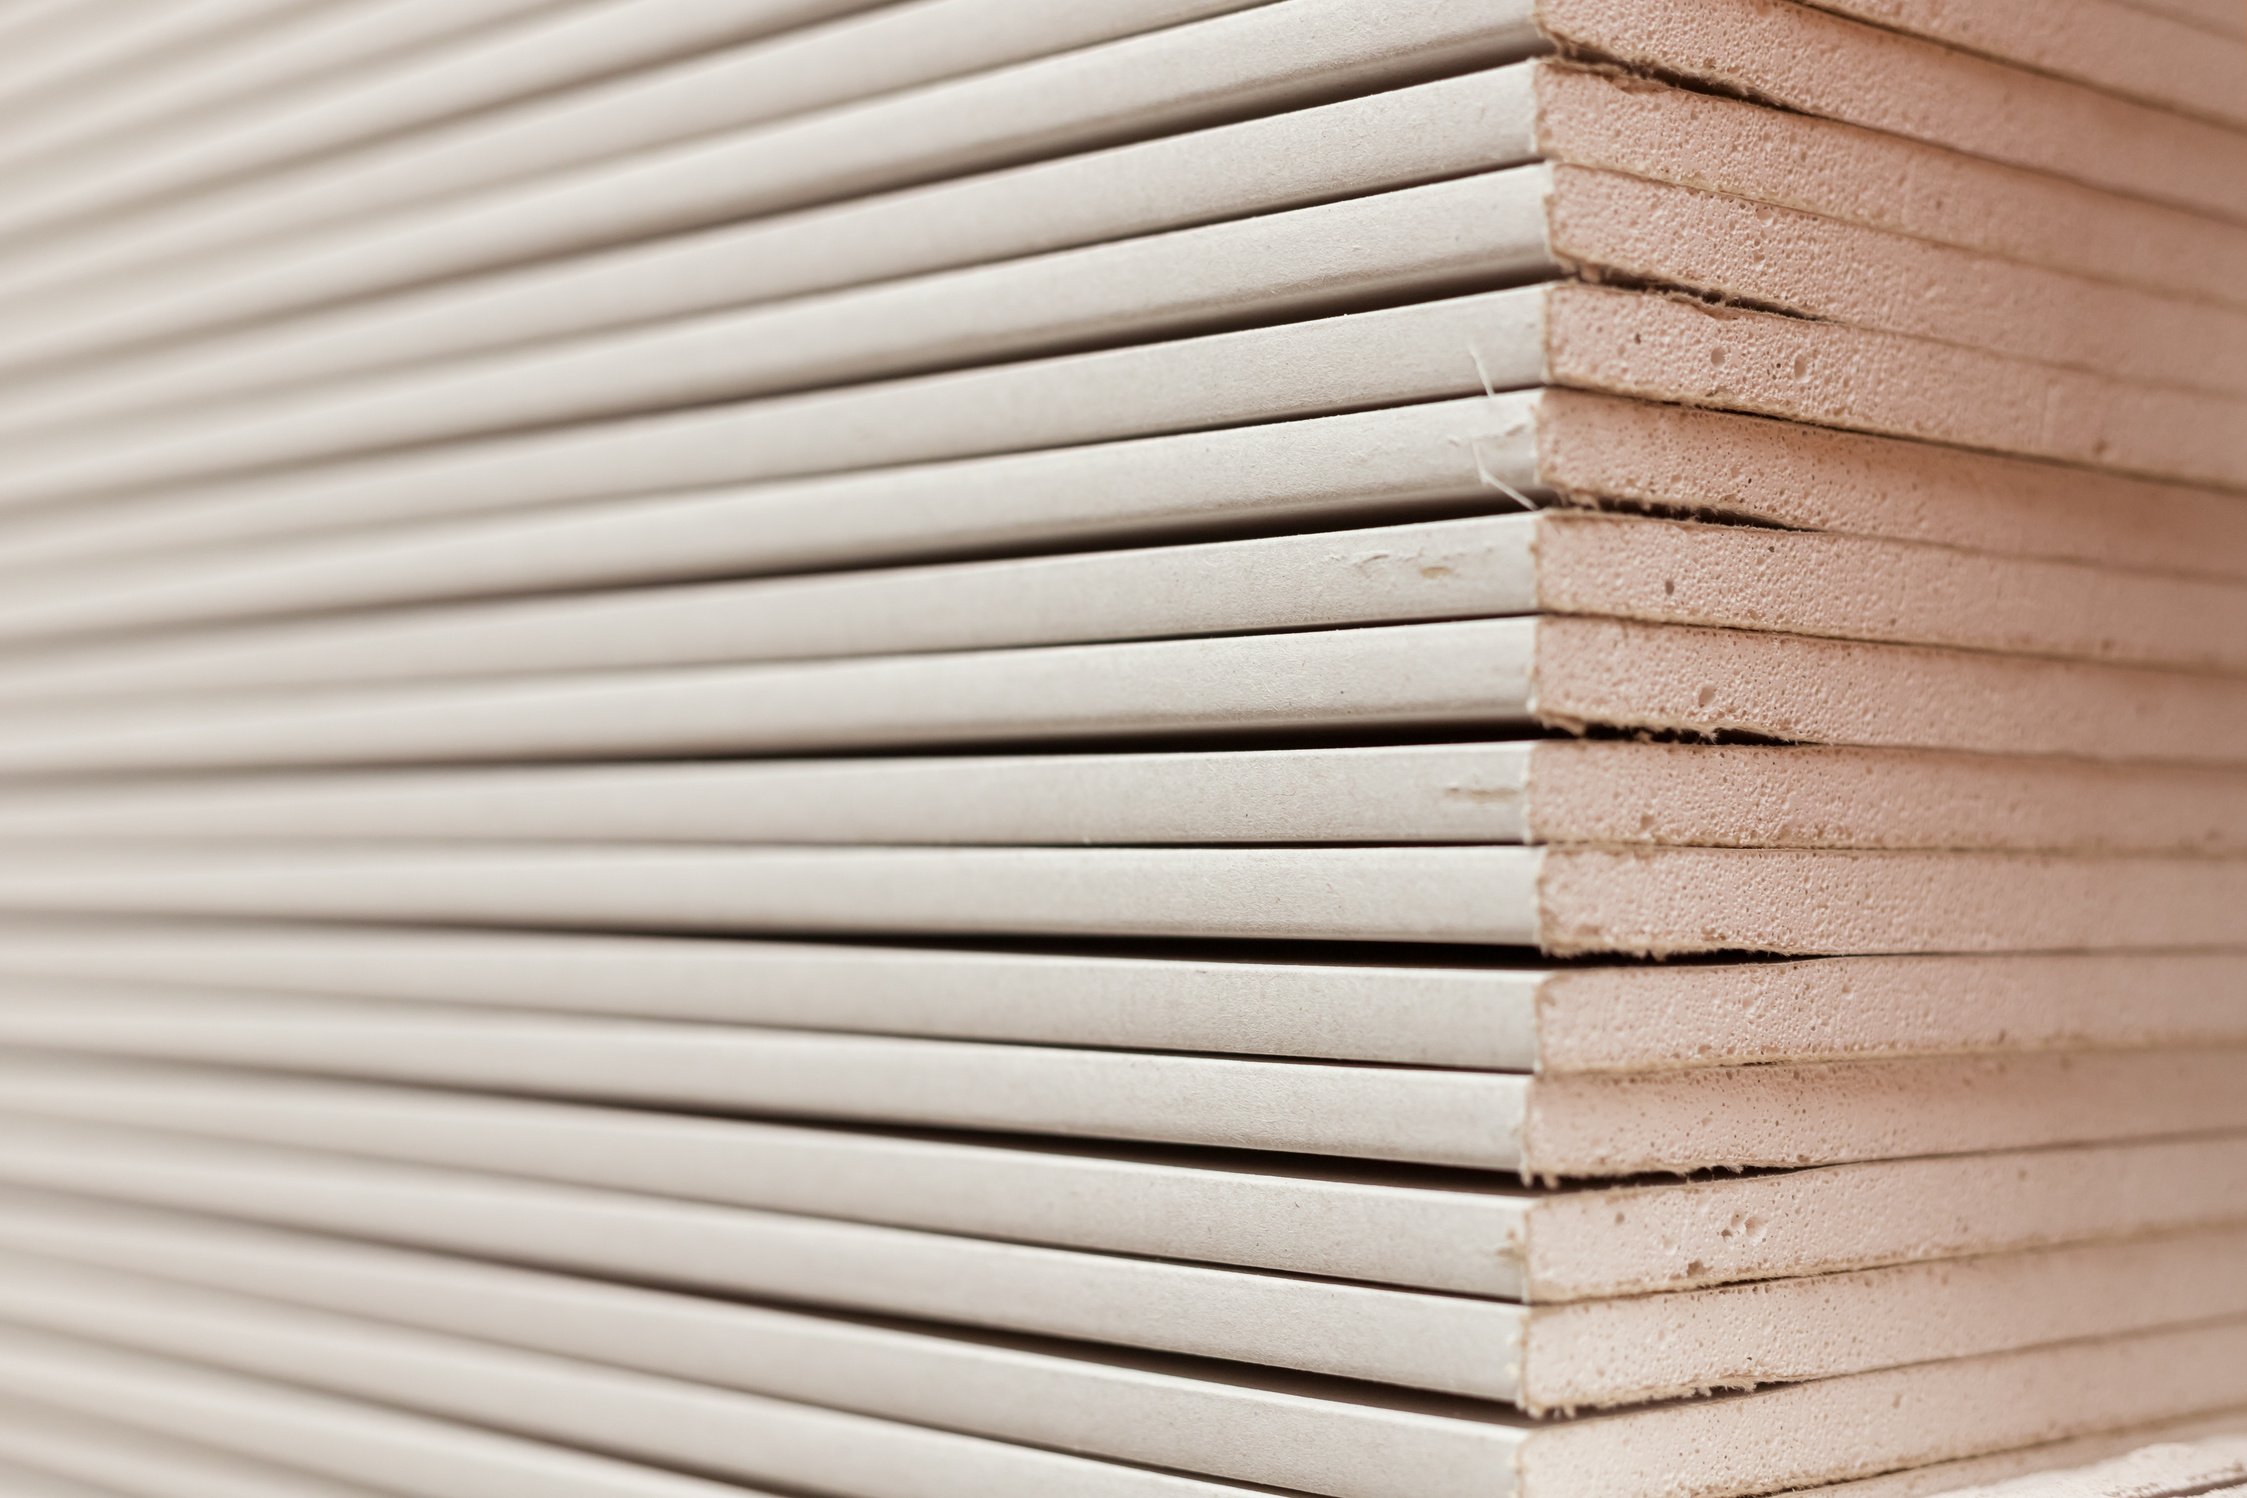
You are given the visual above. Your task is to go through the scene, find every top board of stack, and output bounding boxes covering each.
[0,2,2238,1497]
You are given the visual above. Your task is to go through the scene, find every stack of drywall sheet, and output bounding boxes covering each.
[0,1,2240,1495]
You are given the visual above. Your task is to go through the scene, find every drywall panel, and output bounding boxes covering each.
[1,1172,2244,1414]
[0,1393,388,1498]
[0,916,2240,1069]
[0,509,2241,687]
[2,990,2243,1169]
[4,1247,2247,1498]
[3,617,2247,773]
[5,1054,2243,1300]
[0,0,1547,380]
[0,1327,830,1498]
[0,0,1269,260]
[2,741,2245,856]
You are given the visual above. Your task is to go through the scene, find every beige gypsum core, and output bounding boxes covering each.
[1528,65,2247,313]
[0,1124,1539,1401]
[4,395,2236,623]
[10,187,2247,510]
[0,917,2241,1070]
[1786,0,2246,127]
[13,158,2242,507]
[0,63,1546,443]
[0,0,1268,263]
[0,841,2239,957]
[0,1261,1249,1498]
[0,0,894,205]
[3,985,2244,1169]
[0,1396,393,1498]
[3,510,2245,684]
[4,741,2247,857]
[8,0,2247,380]
[1794,1419,2247,1498]
[1538,286,2247,490]
[2112,0,2245,36]
[3,983,2246,1169]
[5,1055,2244,1300]
[1540,0,2247,223]
[0,1183,2242,1422]
[6,1248,2247,1498]
[1535,166,2247,397]
[1528,393,2247,583]
[0,169,1566,499]
[24,54,2247,452]
[2,618,2246,776]
[1922,1441,2247,1498]
[4,291,2243,584]
[3,287,2240,565]
[0,0,1545,378]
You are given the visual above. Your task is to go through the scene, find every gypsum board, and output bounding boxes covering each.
[1,839,2246,958]
[0,64,1553,446]
[1529,63,2247,315]
[6,985,2247,1171]
[0,1335,780,1498]
[0,842,2244,960]
[24,54,2247,458]
[4,739,2247,858]
[0,0,652,198]
[5,617,2247,776]
[2116,0,2245,37]
[0,1396,391,1498]
[0,1120,1552,1402]
[0,1459,115,1498]
[13,216,2247,512]
[6,1253,2247,1498]
[0,0,1547,382]
[1800,1419,2247,1498]
[0,0,315,126]
[1538,0,2247,225]
[0,982,1536,1168]
[0,323,2230,612]
[1,291,2239,569]
[0,0,1120,258]
[3,1183,2246,1427]
[3,397,2238,631]
[8,1051,2245,1302]
[6,509,2247,687]
[0,2,1290,322]
[1902,1443,2247,1498]
[1797,0,2247,128]
[1540,163,2247,398]
[12,0,2247,375]
[0,5,119,79]
[13,175,2247,521]
[12,160,2245,510]
[0,1247,1368,1498]
[0,283,1556,547]
[0,167,1568,499]
[1,912,2244,1070]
